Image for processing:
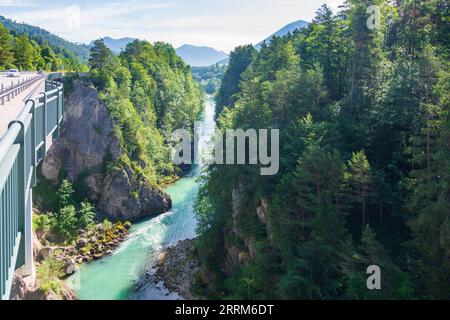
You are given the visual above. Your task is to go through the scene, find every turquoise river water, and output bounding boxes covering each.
[67,97,216,300]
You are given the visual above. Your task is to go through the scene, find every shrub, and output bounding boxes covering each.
[37,257,64,294]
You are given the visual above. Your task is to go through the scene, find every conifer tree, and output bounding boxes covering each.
[0,22,14,68]
[13,34,34,70]
[346,151,372,231]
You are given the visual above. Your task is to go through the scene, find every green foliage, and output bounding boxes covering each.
[36,257,64,294]
[40,179,97,243]
[56,179,75,210]
[0,17,87,71]
[195,1,448,300]
[89,39,204,186]
[77,202,96,229]
[0,14,90,63]
[0,22,14,68]
[53,205,78,241]
[13,34,34,70]
[215,45,257,116]
[346,151,373,231]
[191,64,226,94]
[33,214,52,234]
[407,69,450,299]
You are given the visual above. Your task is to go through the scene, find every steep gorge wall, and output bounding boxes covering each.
[41,79,171,221]
[222,185,271,275]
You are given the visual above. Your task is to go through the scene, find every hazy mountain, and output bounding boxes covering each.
[255,20,309,50]
[217,19,310,66]
[175,44,229,67]
[100,36,137,54]
[0,15,91,61]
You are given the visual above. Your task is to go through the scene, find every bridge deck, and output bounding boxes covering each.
[0,73,45,138]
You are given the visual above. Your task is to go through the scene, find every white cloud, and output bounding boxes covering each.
[3,0,346,52]
[0,0,43,7]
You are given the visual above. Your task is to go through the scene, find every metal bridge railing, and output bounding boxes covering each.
[0,75,46,106]
[0,79,63,300]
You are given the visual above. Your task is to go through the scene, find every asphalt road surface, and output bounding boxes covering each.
[0,72,45,137]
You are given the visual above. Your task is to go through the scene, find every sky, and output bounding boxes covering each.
[0,0,345,52]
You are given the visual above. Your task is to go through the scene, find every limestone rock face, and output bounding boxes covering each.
[9,270,77,300]
[98,167,171,221]
[42,79,121,190]
[223,187,272,274]
[42,79,171,221]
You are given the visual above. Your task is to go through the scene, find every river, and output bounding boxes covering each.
[67,96,216,300]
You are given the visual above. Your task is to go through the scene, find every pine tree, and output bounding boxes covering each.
[88,39,116,89]
[56,179,75,210]
[13,34,34,70]
[346,150,372,231]
[347,0,383,114]
[0,22,14,68]
[89,39,114,70]
[407,71,450,299]
[215,45,257,116]
[360,226,414,299]
[305,4,351,101]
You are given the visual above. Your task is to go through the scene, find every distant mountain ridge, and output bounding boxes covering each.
[255,19,309,49]
[99,37,137,54]
[0,15,91,62]
[0,15,309,68]
[218,19,310,65]
[175,45,229,67]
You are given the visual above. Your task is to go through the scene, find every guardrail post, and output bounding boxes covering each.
[27,99,37,187]
[7,121,26,270]
[22,188,34,277]
[61,85,64,128]
[56,87,61,138]
[41,92,47,153]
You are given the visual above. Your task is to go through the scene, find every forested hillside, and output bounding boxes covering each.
[0,15,90,62]
[195,0,449,299]
[191,64,226,94]
[0,20,86,71]
[88,39,204,187]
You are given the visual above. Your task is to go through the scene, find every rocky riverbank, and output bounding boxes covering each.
[136,239,200,300]
[37,221,132,269]
[10,220,132,300]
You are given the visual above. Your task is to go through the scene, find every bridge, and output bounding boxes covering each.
[0,74,64,300]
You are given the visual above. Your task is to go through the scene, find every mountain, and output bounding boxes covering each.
[255,19,309,50]
[100,36,137,54]
[0,15,91,61]
[175,44,229,67]
[217,20,310,66]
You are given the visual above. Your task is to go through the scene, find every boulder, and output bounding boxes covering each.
[96,224,104,233]
[77,238,88,248]
[62,258,77,276]
[93,253,103,260]
[64,246,77,256]
[38,247,54,261]
[9,271,28,300]
[98,168,171,221]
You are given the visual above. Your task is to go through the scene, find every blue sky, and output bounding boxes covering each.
[0,0,344,52]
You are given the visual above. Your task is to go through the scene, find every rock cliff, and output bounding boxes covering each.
[42,79,171,221]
